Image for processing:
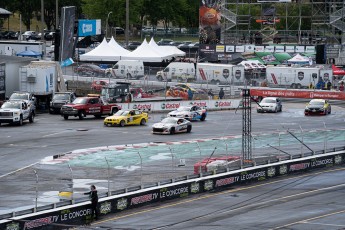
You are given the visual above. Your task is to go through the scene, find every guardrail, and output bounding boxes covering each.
[1,146,344,229]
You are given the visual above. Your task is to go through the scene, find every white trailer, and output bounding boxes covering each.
[266,66,333,89]
[196,63,245,85]
[0,41,45,56]
[19,61,66,110]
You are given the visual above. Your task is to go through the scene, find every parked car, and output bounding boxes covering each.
[157,39,174,46]
[0,100,34,126]
[91,80,110,91]
[114,27,125,35]
[257,97,282,113]
[126,42,141,50]
[2,31,19,40]
[304,99,331,116]
[104,109,148,127]
[49,92,77,114]
[74,64,106,77]
[152,117,192,134]
[168,105,207,121]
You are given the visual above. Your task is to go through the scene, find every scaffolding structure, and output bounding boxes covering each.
[220,0,345,45]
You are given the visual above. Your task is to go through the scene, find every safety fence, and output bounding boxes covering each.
[0,144,344,229]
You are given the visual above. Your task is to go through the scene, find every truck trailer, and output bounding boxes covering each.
[196,63,245,85]
[266,66,333,89]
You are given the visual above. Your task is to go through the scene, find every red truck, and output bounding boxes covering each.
[60,96,120,120]
[130,87,155,99]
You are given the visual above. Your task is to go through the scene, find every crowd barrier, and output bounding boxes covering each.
[1,146,344,229]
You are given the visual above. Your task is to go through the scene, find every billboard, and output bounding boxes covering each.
[199,0,221,44]
[78,19,102,37]
[59,6,76,62]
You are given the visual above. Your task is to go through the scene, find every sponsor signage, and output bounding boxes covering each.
[295,46,305,52]
[78,19,101,37]
[255,46,265,52]
[265,46,275,52]
[275,46,285,53]
[305,46,315,53]
[216,45,225,52]
[245,45,255,52]
[285,46,295,52]
[250,88,345,100]
[226,45,235,52]
[235,46,245,52]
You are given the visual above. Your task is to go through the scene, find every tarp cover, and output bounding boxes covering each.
[287,54,310,65]
[16,50,42,58]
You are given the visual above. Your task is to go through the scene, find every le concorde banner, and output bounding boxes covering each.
[250,88,345,100]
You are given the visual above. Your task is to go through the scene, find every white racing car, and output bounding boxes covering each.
[167,105,207,121]
[152,117,192,134]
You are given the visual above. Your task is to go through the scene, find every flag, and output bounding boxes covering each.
[61,58,74,67]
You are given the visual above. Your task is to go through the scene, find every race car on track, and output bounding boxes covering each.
[167,105,207,121]
[257,97,282,113]
[104,109,148,127]
[304,99,331,116]
[152,117,192,134]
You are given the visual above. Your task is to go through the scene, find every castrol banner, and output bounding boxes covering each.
[250,88,345,100]
[117,99,241,112]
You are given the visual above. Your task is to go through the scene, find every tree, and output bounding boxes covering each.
[11,0,40,31]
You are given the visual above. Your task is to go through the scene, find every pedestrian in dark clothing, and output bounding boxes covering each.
[219,88,225,99]
[187,88,193,100]
[208,89,214,100]
[84,185,99,220]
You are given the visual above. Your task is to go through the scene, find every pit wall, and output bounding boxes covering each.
[1,148,344,229]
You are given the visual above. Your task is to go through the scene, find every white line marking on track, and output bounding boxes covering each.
[0,162,38,178]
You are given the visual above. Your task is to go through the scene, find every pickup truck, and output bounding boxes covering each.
[9,92,36,113]
[60,96,120,120]
[49,92,77,114]
[0,100,34,126]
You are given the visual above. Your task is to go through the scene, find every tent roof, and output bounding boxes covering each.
[122,39,170,62]
[288,54,309,63]
[161,46,186,57]
[80,38,123,62]
[16,50,42,57]
[148,38,174,58]
[108,37,131,55]
[0,8,12,16]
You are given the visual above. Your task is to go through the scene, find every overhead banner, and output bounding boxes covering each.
[250,88,345,100]
[199,0,221,44]
[78,19,101,37]
[59,6,76,62]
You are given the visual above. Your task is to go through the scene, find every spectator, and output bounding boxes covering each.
[208,89,214,100]
[187,88,193,100]
[219,88,225,99]
[339,82,344,91]
[84,185,99,220]
[308,82,314,89]
[326,81,332,90]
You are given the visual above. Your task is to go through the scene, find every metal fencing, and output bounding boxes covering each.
[0,127,344,219]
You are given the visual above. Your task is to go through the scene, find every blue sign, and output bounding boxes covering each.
[78,19,100,37]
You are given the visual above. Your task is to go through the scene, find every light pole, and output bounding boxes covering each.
[106,11,113,39]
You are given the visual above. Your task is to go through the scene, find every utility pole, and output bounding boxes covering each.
[125,0,129,47]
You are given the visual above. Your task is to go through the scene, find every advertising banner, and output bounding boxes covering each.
[255,46,265,52]
[199,0,221,44]
[250,88,345,100]
[226,45,235,53]
[285,46,295,52]
[295,46,305,53]
[78,19,101,37]
[117,99,241,112]
[59,6,76,62]
[305,46,315,53]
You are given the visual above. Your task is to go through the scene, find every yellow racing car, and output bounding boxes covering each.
[104,109,148,127]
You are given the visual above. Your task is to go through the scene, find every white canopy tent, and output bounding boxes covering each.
[148,38,175,59]
[162,46,186,57]
[122,39,171,62]
[239,60,266,70]
[80,38,124,62]
[287,54,310,65]
[108,37,131,56]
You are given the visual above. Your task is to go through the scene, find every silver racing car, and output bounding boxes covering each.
[152,117,192,135]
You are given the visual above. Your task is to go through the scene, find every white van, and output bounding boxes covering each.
[156,62,195,82]
[107,60,144,79]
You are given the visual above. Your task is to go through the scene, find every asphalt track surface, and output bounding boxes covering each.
[0,101,344,217]
[89,167,345,230]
